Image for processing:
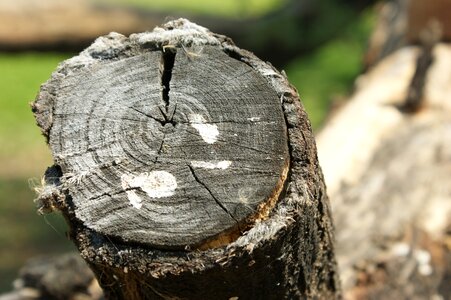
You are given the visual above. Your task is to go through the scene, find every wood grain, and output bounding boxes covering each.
[32,19,339,299]
[33,25,289,249]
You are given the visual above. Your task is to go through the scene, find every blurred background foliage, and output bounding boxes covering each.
[99,0,286,17]
[0,0,376,291]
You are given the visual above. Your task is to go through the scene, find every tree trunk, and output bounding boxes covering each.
[32,19,340,299]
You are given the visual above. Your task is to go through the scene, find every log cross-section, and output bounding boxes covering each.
[32,19,339,299]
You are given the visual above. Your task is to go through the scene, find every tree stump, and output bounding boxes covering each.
[32,19,339,299]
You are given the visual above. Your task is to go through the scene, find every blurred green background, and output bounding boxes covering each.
[0,0,375,291]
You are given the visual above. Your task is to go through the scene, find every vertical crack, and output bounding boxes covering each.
[187,165,240,225]
[153,134,166,163]
[160,48,176,116]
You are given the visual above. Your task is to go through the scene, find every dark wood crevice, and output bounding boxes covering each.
[159,47,177,125]
[187,164,239,225]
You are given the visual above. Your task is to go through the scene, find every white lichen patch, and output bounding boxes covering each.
[191,160,232,170]
[247,117,261,122]
[189,114,219,144]
[121,171,177,208]
[125,190,143,209]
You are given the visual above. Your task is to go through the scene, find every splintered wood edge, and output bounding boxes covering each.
[196,159,290,250]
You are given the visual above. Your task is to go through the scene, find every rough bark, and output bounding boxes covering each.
[32,19,339,299]
[317,43,451,299]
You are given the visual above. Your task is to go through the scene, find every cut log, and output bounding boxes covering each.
[317,43,451,299]
[32,19,339,299]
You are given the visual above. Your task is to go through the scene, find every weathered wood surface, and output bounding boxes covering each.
[32,19,339,299]
[33,27,289,249]
[317,43,451,299]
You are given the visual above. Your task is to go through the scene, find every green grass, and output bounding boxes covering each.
[284,9,375,130]
[0,53,74,291]
[0,52,71,177]
[96,0,286,18]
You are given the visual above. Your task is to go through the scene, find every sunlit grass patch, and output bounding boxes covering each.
[0,52,70,177]
[96,0,287,18]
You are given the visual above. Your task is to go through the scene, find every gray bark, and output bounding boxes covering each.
[32,19,339,299]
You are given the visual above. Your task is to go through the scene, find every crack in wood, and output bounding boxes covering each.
[87,185,149,203]
[128,107,169,163]
[123,147,153,167]
[129,106,166,126]
[86,190,115,202]
[157,105,176,126]
[154,133,166,163]
[187,165,240,225]
[159,48,177,125]
[35,31,292,249]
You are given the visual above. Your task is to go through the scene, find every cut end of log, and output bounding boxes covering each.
[33,18,290,250]
[32,19,340,299]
